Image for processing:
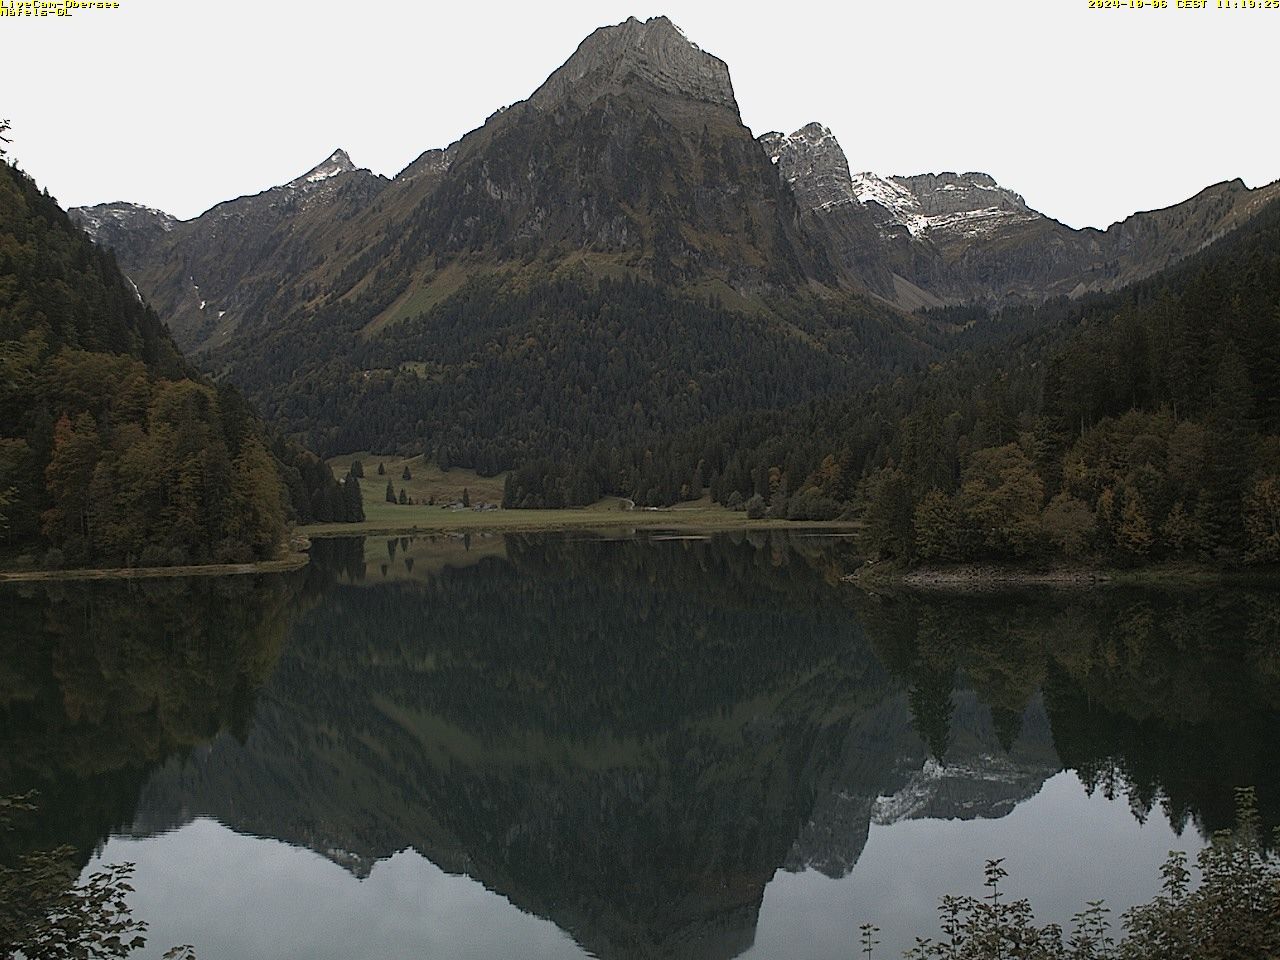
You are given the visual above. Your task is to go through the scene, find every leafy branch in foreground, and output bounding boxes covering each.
[870,787,1280,959]
[0,792,197,960]
[1,792,145,959]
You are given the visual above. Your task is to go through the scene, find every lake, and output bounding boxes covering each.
[2,531,1277,959]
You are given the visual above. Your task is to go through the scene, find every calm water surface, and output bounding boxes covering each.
[3,531,1277,959]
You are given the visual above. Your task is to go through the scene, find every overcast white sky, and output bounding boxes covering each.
[5,0,1276,228]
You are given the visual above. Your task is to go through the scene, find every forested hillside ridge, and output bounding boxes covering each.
[0,161,363,570]
[853,190,1280,567]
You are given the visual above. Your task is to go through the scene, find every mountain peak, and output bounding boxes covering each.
[290,148,357,188]
[528,15,736,112]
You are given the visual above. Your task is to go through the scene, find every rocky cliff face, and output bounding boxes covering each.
[287,147,357,187]
[761,122,856,211]
[761,123,905,302]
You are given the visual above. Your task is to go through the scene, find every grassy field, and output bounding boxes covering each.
[329,453,506,510]
[305,455,860,537]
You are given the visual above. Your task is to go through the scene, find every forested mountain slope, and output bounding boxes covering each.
[0,162,360,568]
[69,17,937,472]
[632,194,1280,562]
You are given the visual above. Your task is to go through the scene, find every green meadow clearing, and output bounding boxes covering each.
[303,454,860,537]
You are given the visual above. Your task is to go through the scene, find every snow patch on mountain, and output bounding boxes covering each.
[850,171,1039,238]
[289,148,358,190]
[71,202,178,239]
[849,172,928,235]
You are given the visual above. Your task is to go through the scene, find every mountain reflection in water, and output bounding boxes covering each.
[2,531,1277,959]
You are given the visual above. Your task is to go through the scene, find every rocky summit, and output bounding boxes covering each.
[286,148,358,189]
[529,15,736,113]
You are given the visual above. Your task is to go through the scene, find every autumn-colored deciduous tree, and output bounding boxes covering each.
[1243,475,1280,563]
[913,488,959,561]
[1041,493,1095,558]
[955,444,1044,558]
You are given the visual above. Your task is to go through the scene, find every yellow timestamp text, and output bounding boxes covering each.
[0,0,120,16]
[1087,0,1279,7]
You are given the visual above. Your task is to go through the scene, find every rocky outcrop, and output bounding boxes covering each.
[895,172,1032,224]
[394,145,452,183]
[69,201,177,269]
[760,123,904,301]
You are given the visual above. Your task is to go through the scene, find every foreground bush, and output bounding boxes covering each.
[875,787,1279,960]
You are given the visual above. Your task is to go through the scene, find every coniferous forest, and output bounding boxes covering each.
[0,163,362,569]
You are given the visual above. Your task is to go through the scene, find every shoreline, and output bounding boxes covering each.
[845,561,1276,592]
[299,508,863,539]
[0,552,310,584]
[0,515,861,580]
